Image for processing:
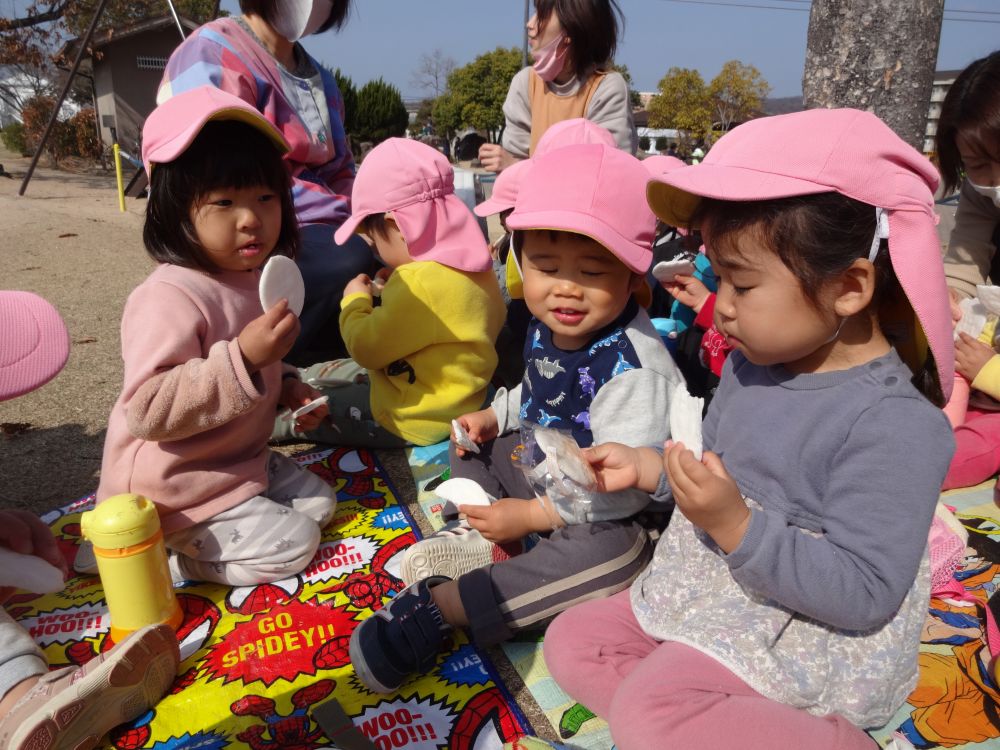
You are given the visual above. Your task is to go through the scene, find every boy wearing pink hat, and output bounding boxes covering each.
[349,144,684,694]
[0,292,180,750]
[275,138,506,447]
[543,109,956,749]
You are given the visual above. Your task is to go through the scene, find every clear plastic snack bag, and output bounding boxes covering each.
[511,423,598,525]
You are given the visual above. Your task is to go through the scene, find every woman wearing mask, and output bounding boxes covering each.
[478,0,637,173]
[158,0,374,364]
[938,50,1000,310]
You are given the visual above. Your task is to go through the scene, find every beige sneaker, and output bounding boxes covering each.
[400,521,524,585]
[0,623,179,750]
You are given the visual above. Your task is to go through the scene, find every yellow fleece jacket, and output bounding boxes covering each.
[339,261,505,445]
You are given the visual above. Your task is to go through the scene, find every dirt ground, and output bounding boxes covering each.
[0,144,416,516]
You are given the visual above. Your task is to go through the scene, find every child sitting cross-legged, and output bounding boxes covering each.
[349,143,685,693]
[272,138,506,448]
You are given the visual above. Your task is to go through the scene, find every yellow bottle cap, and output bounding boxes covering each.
[81,494,162,549]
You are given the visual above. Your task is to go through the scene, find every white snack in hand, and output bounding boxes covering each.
[533,427,597,489]
[281,395,329,422]
[651,259,696,283]
[0,547,64,593]
[259,255,305,317]
[955,297,988,341]
[451,419,480,453]
[669,383,704,460]
[371,276,387,297]
[434,477,495,518]
[976,285,1000,315]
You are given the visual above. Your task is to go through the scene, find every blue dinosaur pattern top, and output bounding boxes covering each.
[520,299,641,448]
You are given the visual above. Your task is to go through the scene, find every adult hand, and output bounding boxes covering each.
[238,299,298,373]
[461,498,538,543]
[453,408,499,457]
[955,332,996,382]
[584,443,662,493]
[664,441,749,553]
[664,275,711,313]
[280,378,328,432]
[478,144,522,173]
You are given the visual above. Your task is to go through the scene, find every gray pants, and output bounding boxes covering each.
[0,611,46,702]
[165,452,336,586]
[271,359,408,449]
[450,432,656,647]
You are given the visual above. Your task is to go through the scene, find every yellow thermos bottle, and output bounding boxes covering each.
[81,493,182,642]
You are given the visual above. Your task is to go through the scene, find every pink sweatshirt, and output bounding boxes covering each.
[97,264,281,533]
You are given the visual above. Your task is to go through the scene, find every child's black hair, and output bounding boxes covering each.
[143,120,298,273]
[691,192,944,406]
[534,0,623,81]
[360,212,391,241]
[935,49,1000,195]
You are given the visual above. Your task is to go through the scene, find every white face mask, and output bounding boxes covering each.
[270,0,334,42]
[968,179,1000,209]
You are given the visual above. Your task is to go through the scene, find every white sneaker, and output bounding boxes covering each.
[400,522,524,585]
[885,733,916,749]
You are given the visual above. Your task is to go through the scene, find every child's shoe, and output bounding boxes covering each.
[350,576,452,693]
[400,521,523,585]
[0,623,180,750]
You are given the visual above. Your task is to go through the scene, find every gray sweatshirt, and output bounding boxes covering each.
[636,349,954,726]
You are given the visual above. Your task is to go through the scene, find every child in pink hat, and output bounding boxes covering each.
[275,137,506,448]
[349,144,684,694]
[0,292,180,750]
[544,109,956,749]
[97,87,336,586]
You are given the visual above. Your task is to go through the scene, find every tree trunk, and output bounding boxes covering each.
[802,0,944,150]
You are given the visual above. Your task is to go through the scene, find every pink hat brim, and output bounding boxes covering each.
[474,196,515,218]
[334,212,367,245]
[0,291,69,401]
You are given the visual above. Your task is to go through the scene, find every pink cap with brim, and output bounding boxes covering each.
[647,108,953,399]
[142,87,289,174]
[474,159,531,217]
[534,118,616,156]
[506,144,655,274]
[0,291,69,401]
[334,138,491,272]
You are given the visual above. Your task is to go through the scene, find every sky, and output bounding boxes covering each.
[207,0,1000,99]
[2,0,998,99]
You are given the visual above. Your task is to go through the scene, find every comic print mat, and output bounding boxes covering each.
[4,447,533,750]
[406,442,610,750]
[408,444,1000,749]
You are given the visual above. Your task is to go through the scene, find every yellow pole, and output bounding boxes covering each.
[113,143,126,213]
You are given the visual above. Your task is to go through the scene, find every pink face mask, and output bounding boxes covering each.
[532,32,570,82]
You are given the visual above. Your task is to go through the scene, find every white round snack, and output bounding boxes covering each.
[434,477,495,518]
[281,395,329,421]
[651,259,696,283]
[0,547,65,593]
[259,255,305,317]
[669,383,704,460]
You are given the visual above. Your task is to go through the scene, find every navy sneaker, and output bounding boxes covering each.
[350,576,452,693]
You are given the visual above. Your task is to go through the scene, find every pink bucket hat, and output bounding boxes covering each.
[335,138,491,273]
[474,159,531,217]
[506,143,656,273]
[142,87,289,174]
[534,118,616,156]
[647,108,954,399]
[0,291,69,401]
[642,154,687,177]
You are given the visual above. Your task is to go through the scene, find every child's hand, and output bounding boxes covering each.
[280,378,329,432]
[0,509,68,575]
[948,287,964,325]
[238,299,299,373]
[664,274,710,313]
[664,441,749,554]
[344,274,374,298]
[955,332,995,382]
[584,443,662,493]
[453,408,499,457]
[461,498,537,543]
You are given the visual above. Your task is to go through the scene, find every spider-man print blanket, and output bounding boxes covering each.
[4,447,533,750]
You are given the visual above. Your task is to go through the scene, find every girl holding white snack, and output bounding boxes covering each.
[545,109,955,749]
[96,88,335,586]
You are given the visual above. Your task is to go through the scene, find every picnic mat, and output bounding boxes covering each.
[4,447,533,750]
[407,443,1000,749]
